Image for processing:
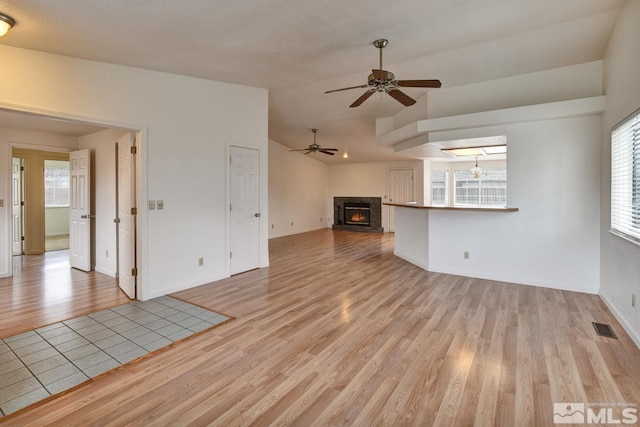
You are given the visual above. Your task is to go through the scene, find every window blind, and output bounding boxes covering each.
[611,108,640,241]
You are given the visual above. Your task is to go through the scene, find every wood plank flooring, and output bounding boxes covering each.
[0,251,130,338]
[2,230,639,425]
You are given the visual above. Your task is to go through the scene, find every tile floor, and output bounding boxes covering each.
[0,296,230,417]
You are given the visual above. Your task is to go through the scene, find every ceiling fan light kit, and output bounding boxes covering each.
[325,39,442,108]
[289,128,339,156]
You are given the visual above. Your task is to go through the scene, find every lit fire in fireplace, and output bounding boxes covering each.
[350,212,367,222]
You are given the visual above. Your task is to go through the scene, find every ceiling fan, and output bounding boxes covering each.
[289,128,339,156]
[325,39,442,108]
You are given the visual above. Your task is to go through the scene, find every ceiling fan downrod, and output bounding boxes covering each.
[373,39,388,70]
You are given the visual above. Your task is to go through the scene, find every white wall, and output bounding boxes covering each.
[78,129,129,277]
[0,45,269,300]
[328,160,425,231]
[600,0,640,346]
[44,208,69,236]
[427,116,601,293]
[268,139,329,238]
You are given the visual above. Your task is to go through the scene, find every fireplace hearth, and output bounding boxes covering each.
[333,197,383,232]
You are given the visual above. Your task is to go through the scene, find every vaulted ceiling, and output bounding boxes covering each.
[0,0,625,163]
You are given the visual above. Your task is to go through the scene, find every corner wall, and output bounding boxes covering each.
[268,139,329,238]
[600,0,640,347]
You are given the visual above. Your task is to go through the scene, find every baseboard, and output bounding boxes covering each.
[94,266,116,278]
[268,226,328,239]
[142,272,230,301]
[600,294,640,350]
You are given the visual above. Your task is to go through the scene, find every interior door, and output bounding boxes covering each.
[69,149,91,271]
[117,133,136,299]
[230,146,260,275]
[12,157,23,255]
[388,168,414,232]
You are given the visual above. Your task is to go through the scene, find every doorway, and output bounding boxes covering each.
[7,126,140,301]
[388,168,415,232]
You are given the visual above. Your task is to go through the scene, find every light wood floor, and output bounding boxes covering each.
[2,230,639,425]
[0,250,130,338]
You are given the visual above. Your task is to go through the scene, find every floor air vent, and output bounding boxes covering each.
[592,322,617,339]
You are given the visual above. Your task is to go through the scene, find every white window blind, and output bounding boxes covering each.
[611,108,640,241]
[44,160,70,207]
[431,170,448,206]
[454,169,506,207]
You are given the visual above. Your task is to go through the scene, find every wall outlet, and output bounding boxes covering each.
[291,221,294,226]
[157,200,164,210]
[633,293,637,308]
[198,257,204,266]
[148,200,156,210]
[272,224,274,229]
[464,251,470,260]
[105,250,109,258]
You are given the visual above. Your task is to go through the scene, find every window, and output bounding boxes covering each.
[44,160,70,207]
[611,108,640,241]
[454,169,506,207]
[431,170,448,206]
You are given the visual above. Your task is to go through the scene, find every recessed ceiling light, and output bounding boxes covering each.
[441,144,507,157]
[0,12,15,37]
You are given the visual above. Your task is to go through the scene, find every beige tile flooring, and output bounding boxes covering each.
[0,296,230,417]
[44,235,69,252]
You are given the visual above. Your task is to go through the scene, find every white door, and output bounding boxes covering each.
[69,149,91,271]
[388,169,414,232]
[117,133,136,299]
[230,146,260,275]
[12,158,23,255]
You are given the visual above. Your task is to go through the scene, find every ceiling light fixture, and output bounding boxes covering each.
[0,12,15,37]
[470,157,483,179]
[343,152,349,158]
[441,144,507,157]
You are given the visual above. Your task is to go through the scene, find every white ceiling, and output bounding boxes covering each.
[0,0,625,163]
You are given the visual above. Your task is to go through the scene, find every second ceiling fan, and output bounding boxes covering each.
[325,39,442,108]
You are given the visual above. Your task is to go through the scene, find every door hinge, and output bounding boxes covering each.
[131,268,138,277]
[230,204,232,211]
[130,146,137,154]
[21,236,25,241]
[20,201,25,206]
[230,251,233,258]
[20,166,24,171]
[131,207,137,215]
[229,156,232,164]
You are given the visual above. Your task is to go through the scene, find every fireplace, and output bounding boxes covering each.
[344,202,370,226]
[333,197,383,232]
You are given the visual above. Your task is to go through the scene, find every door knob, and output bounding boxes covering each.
[81,215,87,219]
[254,213,261,217]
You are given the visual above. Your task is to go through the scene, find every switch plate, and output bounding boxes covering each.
[0,199,4,207]
[148,200,156,210]
[157,200,164,210]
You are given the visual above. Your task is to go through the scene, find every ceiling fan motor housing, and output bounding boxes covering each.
[368,70,395,85]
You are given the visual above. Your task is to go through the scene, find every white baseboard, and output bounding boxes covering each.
[600,294,640,350]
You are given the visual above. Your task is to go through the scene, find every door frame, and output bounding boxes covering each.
[387,168,415,232]
[2,104,147,299]
[225,142,269,276]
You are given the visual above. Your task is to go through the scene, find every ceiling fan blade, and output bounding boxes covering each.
[387,89,416,106]
[304,150,313,155]
[350,90,375,108]
[319,150,336,155]
[325,84,370,94]
[397,79,442,88]
[289,148,311,152]
[321,148,339,151]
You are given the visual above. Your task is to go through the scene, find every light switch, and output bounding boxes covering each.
[157,200,164,210]
[0,199,4,207]
[148,200,156,210]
